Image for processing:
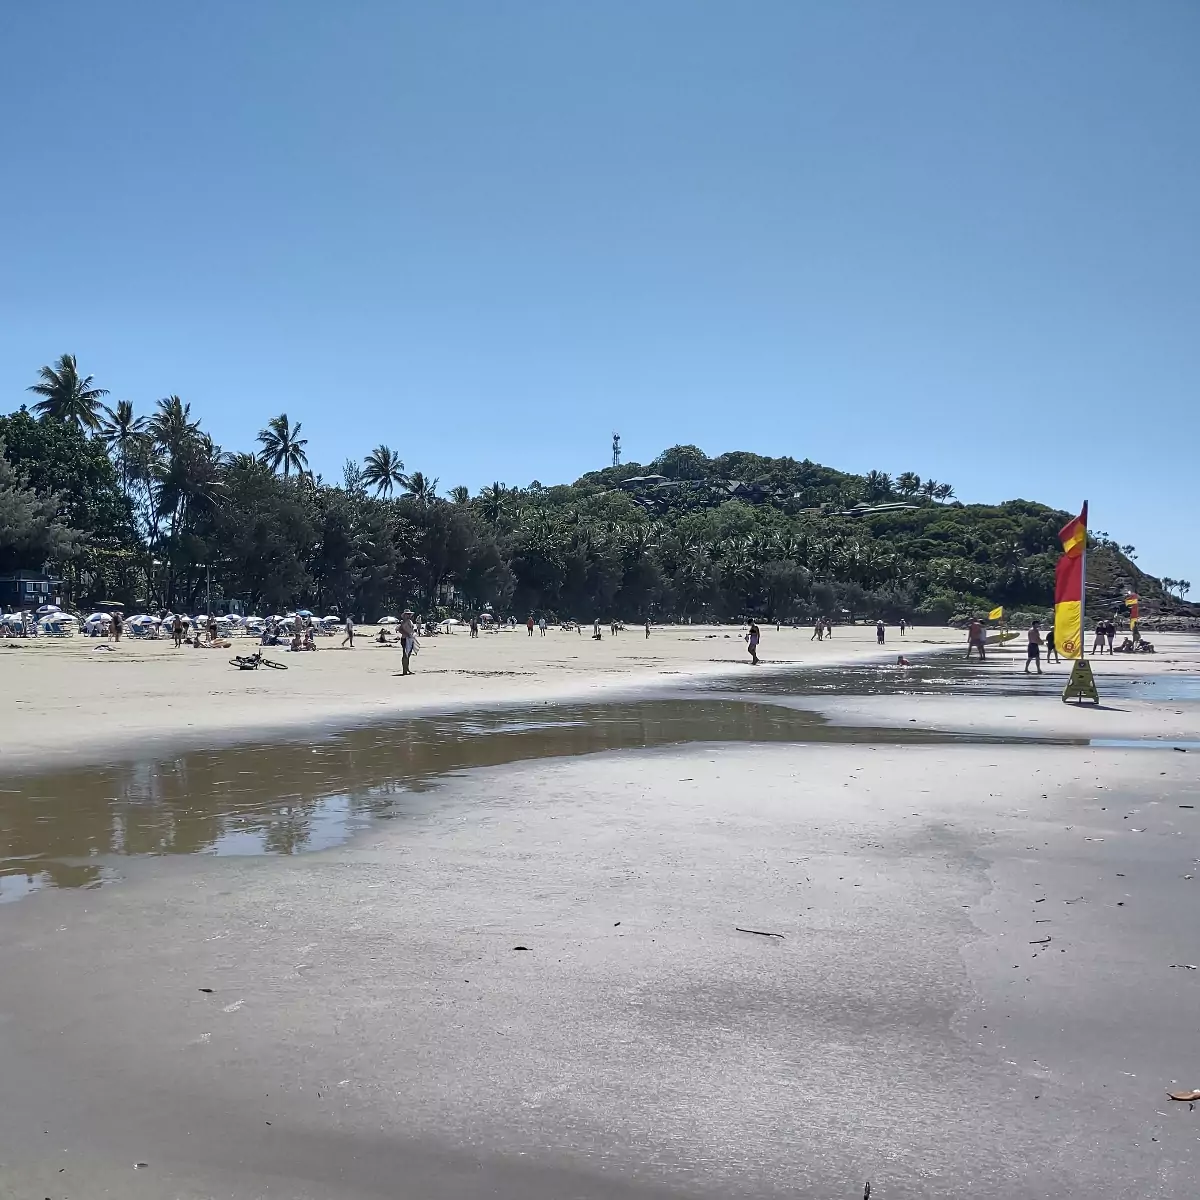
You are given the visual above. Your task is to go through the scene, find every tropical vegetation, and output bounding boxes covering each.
[1,355,1190,625]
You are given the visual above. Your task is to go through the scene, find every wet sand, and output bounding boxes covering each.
[2,638,1199,1197]
[0,622,962,772]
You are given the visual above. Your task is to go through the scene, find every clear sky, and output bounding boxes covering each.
[2,2,1197,587]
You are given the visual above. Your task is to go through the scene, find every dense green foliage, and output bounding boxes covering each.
[2,360,1184,621]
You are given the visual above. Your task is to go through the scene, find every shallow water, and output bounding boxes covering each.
[702,657,1200,703]
[0,693,1071,898]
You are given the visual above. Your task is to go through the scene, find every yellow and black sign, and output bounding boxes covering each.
[1062,659,1100,705]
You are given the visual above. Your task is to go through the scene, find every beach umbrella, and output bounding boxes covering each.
[295,609,314,618]
[440,618,460,628]
[36,604,61,616]
[85,613,113,624]
[378,615,399,625]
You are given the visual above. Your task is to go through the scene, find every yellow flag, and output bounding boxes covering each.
[988,606,1003,620]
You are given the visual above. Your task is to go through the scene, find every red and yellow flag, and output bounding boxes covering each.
[1125,594,1139,623]
[1054,502,1088,659]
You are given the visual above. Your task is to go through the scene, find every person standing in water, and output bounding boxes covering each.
[747,621,761,665]
[966,618,986,660]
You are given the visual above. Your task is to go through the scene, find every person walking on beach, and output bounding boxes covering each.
[1105,619,1116,654]
[825,618,833,638]
[399,610,416,675]
[1091,623,1106,655]
[172,613,184,648]
[966,618,986,659]
[539,616,547,637]
[526,615,535,637]
[342,614,355,648]
[112,610,123,642]
[900,618,907,636]
[645,618,651,639]
[1025,620,1043,675]
[470,615,478,638]
[811,618,823,641]
[747,621,761,665]
[1046,626,1059,664]
[876,619,885,645]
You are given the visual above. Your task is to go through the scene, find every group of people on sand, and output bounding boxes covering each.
[1091,619,1120,655]
[810,617,834,641]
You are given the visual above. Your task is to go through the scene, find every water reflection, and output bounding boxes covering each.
[700,660,1200,703]
[0,696,1039,896]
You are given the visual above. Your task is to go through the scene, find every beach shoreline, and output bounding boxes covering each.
[0,622,965,774]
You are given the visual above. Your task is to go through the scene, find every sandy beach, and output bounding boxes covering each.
[2,632,1199,1198]
[1,622,963,771]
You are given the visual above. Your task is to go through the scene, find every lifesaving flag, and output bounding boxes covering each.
[988,605,1003,621]
[1125,594,1139,623]
[1054,502,1088,659]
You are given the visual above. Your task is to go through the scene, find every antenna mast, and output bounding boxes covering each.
[612,432,621,468]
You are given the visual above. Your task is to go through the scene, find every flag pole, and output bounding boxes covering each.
[1079,498,1088,661]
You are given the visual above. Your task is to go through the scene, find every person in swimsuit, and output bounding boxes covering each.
[1025,621,1043,675]
[967,619,986,660]
[1045,626,1059,663]
[399,610,416,675]
[747,621,761,665]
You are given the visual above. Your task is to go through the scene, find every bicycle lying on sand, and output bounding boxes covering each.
[229,651,287,670]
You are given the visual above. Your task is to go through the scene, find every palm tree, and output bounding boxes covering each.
[863,470,893,501]
[1180,580,1192,601]
[98,399,148,496]
[920,478,939,503]
[449,485,471,505]
[27,354,108,430]
[362,445,406,497]
[404,471,439,504]
[257,413,309,478]
[149,394,202,454]
[934,482,955,503]
[478,481,508,527]
[895,472,921,498]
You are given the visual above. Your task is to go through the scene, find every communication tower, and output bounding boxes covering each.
[612,432,621,468]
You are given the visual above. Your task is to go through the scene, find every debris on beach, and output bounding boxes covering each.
[735,927,785,939]
[1029,936,1052,945]
[512,945,530,951]
[1168,1089,1200,1102]
[1169,964,1199,970]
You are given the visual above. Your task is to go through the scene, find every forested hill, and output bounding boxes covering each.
[1,374,1192,625]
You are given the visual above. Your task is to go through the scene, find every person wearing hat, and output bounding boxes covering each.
[399,610,416,675]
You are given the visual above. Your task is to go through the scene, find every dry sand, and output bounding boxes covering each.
[2,632,1199,1197]
[0,621,962,771]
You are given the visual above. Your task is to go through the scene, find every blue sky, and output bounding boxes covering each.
[2,2,1197,587]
